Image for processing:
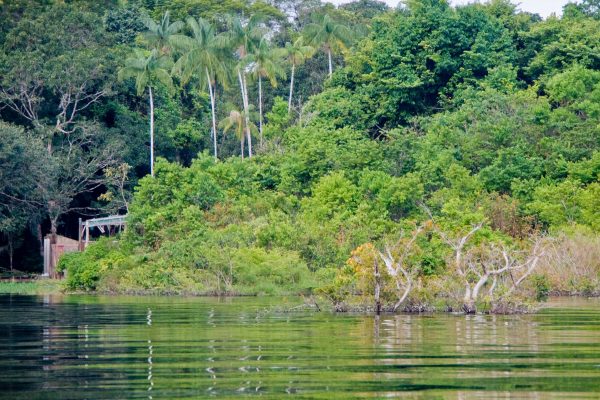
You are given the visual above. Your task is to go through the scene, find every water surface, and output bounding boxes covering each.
[1,295,599,399]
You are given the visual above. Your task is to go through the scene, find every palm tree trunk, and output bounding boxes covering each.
[149,86,155,177]
[237,69,252,158]
[206,68,218,160]
[240,131,245,160]
[328,48,333,78]
[242,73,252,158]
[288,63,295,113]
[258,75,263,148]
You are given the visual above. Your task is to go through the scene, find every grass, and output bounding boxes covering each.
[0,279,62,295]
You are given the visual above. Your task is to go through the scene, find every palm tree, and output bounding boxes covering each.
[141,11,185,55]
[226,15,265,158]
[304,14,353,77]
[118,49,173,177]
[248,38,286,147]
[172,17,230,160]
[279,38,315,112]
[219,107,258,159]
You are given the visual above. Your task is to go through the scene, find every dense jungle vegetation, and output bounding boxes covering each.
[1,0,599,312]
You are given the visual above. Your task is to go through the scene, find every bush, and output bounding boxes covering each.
[537,228,600,295]
[59,239,125,291]
[231,247,313,295]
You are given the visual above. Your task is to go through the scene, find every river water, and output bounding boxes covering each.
[0,295,599,399]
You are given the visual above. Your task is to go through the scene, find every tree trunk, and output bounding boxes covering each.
[50,218,58,245]
[237,69,252,158]
[288,63,295,113]
[149,86,155,177]
[258,75,263,149]
[8,239,13,272]
[392,279,412,312]
[471,275,488,302]
[462,274,491,314]
[206,69,218,160]
[242,73,252,158]
[374,258,381,315]
[462,284,473,313]
[240,124,245,160]
[240,135,244,159]
[327,48,333,78]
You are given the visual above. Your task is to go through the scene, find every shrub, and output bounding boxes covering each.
[59,239,125,291]
[537,228,600,295]
[231,247,313,295]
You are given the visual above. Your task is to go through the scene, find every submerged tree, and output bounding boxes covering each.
[377,225,426,312]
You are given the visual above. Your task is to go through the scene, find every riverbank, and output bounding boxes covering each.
[2,278,597,317]
[0,279,62,295]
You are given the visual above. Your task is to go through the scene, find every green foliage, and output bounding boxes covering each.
[263,97,292,139]
[279,126,387,193]
[105,5,145,44]
[531,274,550,301]
[59,239,125,291]
[305,87,375,131]
[231,247,313,294]
[524,18,600,80]
[2,0,600,303]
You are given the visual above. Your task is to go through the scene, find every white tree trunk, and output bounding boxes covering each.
[471,274,490,303]
[240,134,244,159]
[258,75,263,148]
[237,69,252,158]
[328,48,333,78]
[149,86,155,177]
[288,63,295,113]
[392,279,412,312]
[206,69,218,160]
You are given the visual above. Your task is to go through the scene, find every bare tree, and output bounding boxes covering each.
[460,240,546,313]
[377,224,426,312]
[424,203,546,313]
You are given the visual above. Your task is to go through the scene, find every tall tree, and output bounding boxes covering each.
[219,107,258,159]
[0,4,120,248]
[226,15,265,158]
[304,14,353,77]
[279,38,315,112]
[248,38,286,147]
[173,17,229,160]
[118,49,174,177]
[140,10,185,55]
[0,122,46,270]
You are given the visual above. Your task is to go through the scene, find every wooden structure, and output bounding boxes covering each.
[42,215,127,278]
[78,215,127,249]
[43,235,79,278]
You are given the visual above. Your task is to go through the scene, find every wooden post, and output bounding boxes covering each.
[374,258,381,315]
[78,218,83,251]
[85,221,90,248]
[43,238,50,277]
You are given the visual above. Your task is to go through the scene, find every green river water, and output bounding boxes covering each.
[0,295,599,399]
